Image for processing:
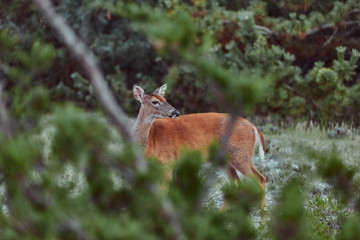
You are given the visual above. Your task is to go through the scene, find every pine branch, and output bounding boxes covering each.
[32,0,144,171]
[32,1,185,239]
[0,82,12,139]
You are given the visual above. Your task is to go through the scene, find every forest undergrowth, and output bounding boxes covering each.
[26,116,360,231]
[1,113,359,239]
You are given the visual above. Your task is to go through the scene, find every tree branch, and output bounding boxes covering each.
[32,0,144,170]
[322,26,339,48]
[0,82,12,139]
[307,21,358,37]
[256,20,359,39]
[32,1,185,239]
[256,25,275,36]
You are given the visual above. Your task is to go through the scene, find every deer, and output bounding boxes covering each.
[132,84,266,217]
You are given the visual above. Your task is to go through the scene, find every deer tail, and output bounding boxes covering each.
[253,126,265,161]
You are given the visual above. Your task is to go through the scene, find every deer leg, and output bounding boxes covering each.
[226,164,240,180]
[250,165,267,219]
[218,164,239,212]
[228,153,267,219]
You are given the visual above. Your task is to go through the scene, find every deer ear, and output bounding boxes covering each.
[153,84,167,97]
[133,85,144,102]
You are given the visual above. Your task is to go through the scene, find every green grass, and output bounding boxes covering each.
[256,123,360,237]
[262,123,360,187]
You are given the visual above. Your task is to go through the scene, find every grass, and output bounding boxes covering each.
[256,123,360,236]
[261,123,360,187]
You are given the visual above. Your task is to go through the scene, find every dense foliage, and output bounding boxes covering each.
[0,0,360,239]
[1,0,359,122]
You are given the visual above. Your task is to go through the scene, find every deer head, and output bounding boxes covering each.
[133,84,180,121]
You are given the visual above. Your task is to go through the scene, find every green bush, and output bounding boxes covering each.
[1,0,360,123]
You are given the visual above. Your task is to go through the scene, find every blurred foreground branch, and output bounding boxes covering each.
[0,83,12,139]
[32,0,143,170]
[32,1,185,239]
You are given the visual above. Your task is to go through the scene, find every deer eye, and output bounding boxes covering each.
[152,100,160,105]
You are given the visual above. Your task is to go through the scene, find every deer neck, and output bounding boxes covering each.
[132,106,156,146]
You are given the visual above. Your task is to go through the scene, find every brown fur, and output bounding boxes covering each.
[145,112,267,217]
[146,113,265,184]
[133,85,267,217]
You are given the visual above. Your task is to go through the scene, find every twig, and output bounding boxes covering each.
[306,23,334,36]
[32,1,185,239]
[322,26,339,48]
[200,109,240,208]
[256,25,275,36]
[0,83,12,139]
[255,20,359,39]
[306,21,358,37]
[32,0,144,171]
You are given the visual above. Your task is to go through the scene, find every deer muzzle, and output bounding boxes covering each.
[168,110,180,118]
